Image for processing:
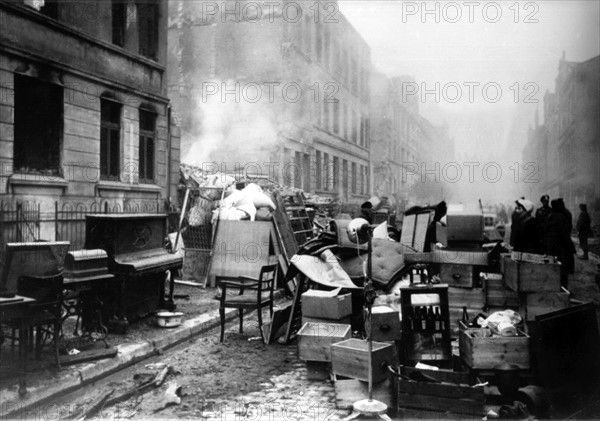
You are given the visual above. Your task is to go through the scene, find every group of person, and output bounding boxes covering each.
[510,194,594,288]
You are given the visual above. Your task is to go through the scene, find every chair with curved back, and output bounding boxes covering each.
[217,263,278,342]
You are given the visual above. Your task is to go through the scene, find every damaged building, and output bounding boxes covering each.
[0,0,181,247]
[168,0,371,204]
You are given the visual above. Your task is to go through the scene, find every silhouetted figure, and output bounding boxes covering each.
[546,198,576,288]
[536,195,551,251]
[576,203,593,260]
[511,199,539,253]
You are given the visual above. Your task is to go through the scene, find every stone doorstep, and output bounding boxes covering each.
[0,301,279,418]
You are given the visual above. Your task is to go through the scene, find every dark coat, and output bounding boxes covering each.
[545,201,576,273]
[512,214,539,253]
[576,210,593,237]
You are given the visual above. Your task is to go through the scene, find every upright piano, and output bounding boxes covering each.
[85,214,182,330]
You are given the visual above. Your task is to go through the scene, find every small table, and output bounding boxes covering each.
[0,295,36,396]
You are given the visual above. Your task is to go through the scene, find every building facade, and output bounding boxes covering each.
[168,0,371,204]
[0,0,181,245]
[370,72,454,209]
[523,54,600,212]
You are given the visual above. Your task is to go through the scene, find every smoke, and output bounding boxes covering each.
[181,82,280,168]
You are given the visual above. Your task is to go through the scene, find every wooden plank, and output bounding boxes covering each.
[401,366,472,385]
[207,220,273,286]
[281,271,306,345]
[396,393,484,415]
[59,347,118,366]
[263,301,293,344]
[271,190,298,260]
[400,214,417,247]
[397,380,483,401]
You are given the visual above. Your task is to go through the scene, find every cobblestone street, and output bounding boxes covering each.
[52,315,352,420]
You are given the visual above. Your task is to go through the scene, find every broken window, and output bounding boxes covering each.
[137,0,159,60]
[100,99,121,180]
[14,74,62,175]
[138,109,155,183]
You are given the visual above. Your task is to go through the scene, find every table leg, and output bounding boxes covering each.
[18,316,28,396]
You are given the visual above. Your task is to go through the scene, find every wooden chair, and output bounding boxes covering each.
[217,264,278,342]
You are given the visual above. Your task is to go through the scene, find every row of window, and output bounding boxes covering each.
[13,75,155,182]
[295,14,369,101]
[23,0,159,61]
[319,100,369,148]
[313,150,370,196]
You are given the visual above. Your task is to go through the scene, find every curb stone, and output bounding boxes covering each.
[1,295,284,418]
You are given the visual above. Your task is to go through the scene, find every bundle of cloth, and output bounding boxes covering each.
[213,183,276,222]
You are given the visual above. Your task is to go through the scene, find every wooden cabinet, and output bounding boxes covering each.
[400,284,452,367]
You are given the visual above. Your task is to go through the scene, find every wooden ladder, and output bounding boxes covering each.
[284,192,314,247]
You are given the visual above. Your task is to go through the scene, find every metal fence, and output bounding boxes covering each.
[0,199,178,255]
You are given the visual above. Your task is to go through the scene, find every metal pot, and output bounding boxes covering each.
[155,311,184,328]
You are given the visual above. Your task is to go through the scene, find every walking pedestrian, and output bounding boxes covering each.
[576,203,593,260]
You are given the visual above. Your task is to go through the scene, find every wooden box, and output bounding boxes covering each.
[441,264,478,288]
[301,290,352,320]
[483,272,519,309]
[365,306,402,342]
[519,292,570,321]
[458,321,530,369]
[297,322,351,362]
[331,338,395,383]
[501,255,561,292]
[392,366,484,416]
[446,205,484,242]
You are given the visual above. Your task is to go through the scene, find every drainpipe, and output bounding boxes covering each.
[166,104,172,212]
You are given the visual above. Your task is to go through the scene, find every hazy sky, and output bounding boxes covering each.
[339,0,600,202]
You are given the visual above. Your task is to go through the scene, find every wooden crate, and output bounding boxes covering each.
[301,290,352,320]
[331,338,395,383]
[392,365,484,416]
[458,321,530,369]
[501,255,561,292]
[519,292,570,321]
[483,272,519,309]
[365,307,402,342]
[297,322,351,362]
[441,264,478,288]
[302,315,351,325]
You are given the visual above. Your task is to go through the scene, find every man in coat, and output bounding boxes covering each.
[576,203,593,260]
